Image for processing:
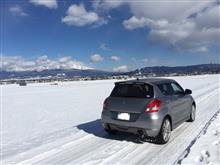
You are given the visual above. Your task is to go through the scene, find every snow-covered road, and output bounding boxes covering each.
[2,75,220,164]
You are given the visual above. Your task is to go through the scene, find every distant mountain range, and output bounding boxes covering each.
[127,64,220,76]
[0,69,117,80]
[1,64,220,80]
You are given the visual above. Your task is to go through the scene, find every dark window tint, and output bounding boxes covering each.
[157,83,174,96]
[110,84,154,98]
[171,82,184,95]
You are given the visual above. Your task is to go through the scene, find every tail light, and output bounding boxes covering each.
[144,99,161,113]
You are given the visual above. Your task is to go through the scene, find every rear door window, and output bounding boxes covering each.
[157,83,174,96]
[171,82,184,95]
[110,84,154,98]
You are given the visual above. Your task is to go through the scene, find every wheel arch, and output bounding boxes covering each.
[192,101,196,108]
[164,115,172,131]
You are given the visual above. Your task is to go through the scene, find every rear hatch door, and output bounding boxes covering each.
[107,82,154,121]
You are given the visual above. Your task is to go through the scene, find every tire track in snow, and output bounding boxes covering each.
[15,134,96,164]
[15,129,137,164]
[173,109,220,165]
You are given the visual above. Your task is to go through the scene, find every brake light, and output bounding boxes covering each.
[145,99,161,113]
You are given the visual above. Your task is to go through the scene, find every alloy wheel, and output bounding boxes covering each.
[162,119,171,142]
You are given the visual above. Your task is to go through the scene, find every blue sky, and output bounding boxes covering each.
[1,0,220,72]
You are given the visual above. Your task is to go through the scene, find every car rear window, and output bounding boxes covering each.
[110,83,154,98]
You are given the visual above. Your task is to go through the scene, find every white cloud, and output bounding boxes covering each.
[9,5,28,16]
[142,58,158,66]
[124,16,196,45]
[123,16,148,30]
[127,1,214,22]
[123,5,219,51]
[90,54,104,63]
[193,46,209,53]
[29,0,57,9]
[194,5,220,29]
[148,20,196,45]
[123,16,173,31]
[111,56,120,61]
[99,43,111,51]
[1,55,91,72]
[94,0,214,21]
[142,58,149,63]
[95,0,219,52]
[62,4,106,27]
[113,65,128,72]
[93,0,124,10]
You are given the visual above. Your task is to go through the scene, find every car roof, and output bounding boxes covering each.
[115,78,175,85]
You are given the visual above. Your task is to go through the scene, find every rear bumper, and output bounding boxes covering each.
[104,123,160,137]
[101,111,163,137]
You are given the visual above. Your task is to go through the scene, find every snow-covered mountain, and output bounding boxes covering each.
[1,64,220,80]
[0,69,117,80]
[127,64,220,76]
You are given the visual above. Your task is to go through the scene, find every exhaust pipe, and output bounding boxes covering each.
[137,130,145,138]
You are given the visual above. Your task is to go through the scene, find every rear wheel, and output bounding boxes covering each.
[157,118,171,144]
[188,105,196,122]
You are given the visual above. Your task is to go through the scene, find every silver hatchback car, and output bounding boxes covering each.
[101,78,196,144]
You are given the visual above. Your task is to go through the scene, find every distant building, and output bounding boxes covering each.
[18,80,27,86]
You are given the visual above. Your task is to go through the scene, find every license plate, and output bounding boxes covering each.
[117,113,130,120]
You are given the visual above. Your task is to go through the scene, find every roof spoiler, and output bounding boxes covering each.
[115,81,146,85]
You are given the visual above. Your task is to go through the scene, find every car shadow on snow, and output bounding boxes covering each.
[76,119,157,144]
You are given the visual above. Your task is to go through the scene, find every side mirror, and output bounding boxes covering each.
[184,89,192,95]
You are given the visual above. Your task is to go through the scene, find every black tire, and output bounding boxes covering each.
[188,104,196,122]
[157,118,171,144]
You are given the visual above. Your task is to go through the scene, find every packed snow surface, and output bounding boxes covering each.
[1,74,220,164]
[181,112,220,164]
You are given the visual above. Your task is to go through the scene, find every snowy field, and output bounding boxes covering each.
[182,112,220,164]
[1,74,220,164]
